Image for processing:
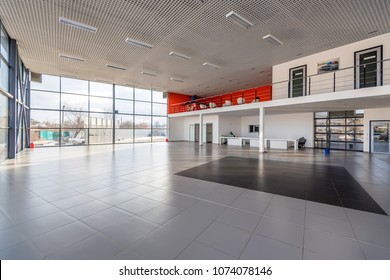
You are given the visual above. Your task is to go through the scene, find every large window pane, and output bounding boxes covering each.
[31,75,60,92]
[31,110,60,128]
[89,129,112,144]
[116,129,133,143]
[0,128,7,162]
[135,116,151,128]
[152,129,167,142]
[0,94,8,128]
[152,103,167,116]
[89,113,113,128]
[1,59,9,92]
[61,77,88,94]
[61,129,87,146]
[115,99,133,114]
[152,91,167,103]
[135,88,151,102]
[135,101,151,115]
[115,85,133,99]
[152,117,167,128]
[63,111,88,129]
[115,114,133,128]
[62,93,88,111]
[31,129,60,147]
[90,96,112,113]
[30,90,59,109]
[1,27,9,61]
[134,129,151,143]
[90,82,112,97]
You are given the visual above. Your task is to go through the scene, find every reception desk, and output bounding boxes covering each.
[264,138,298,150]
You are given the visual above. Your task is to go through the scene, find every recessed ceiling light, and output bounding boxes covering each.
[125,38,153,49]
[368,30,378,34]
[251,67,256,70]
[106,64,127,71]
[59,17,97,33]
[169,51,191,60]
[170,77,184,83]
[59,54,85,62]
[296,53,303,56]
[260,71,265,73]
[263,34,283,46]
[141,71,157,77]
[226,11,253,29]
[203,62,220,69]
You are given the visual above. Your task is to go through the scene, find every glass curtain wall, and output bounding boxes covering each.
[30,74,167,147]
[0,21,10,162]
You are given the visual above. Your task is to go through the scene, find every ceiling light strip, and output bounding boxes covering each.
[141,71,157,77]
[59,17,97,33]
[203,62,220,69]
[125,38,153,49]
[106,64,127,71]
[59,54,85,62]
[263,34,283,46]
[226,11,253,29]
[169,51,191,60]
[170,77,184,83]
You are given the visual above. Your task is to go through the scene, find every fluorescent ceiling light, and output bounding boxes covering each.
[106,64,127,71]
[226,11,253,29]
[203,62,220,69]
[59,54,85,62]
[141,71,157,77]
[263,34,283,46]
[125,38,153,49]
[170,77,184,83]
[169,51,191,60]
[59,17,97,33]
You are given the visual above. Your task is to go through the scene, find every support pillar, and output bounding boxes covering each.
[259,107,265,153]
[8,39,17,159]
[199,114,203,146]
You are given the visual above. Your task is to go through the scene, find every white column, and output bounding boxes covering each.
[199,114,203,146]
[259,107,265,153]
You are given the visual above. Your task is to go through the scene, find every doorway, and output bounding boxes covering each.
[189,123,200,142]
[354,46,382,89]
[371,121,390,154]
[289,65,307,98]
[206,123,213,143]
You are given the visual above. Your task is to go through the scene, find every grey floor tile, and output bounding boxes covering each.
[86,187,121,199]
[178,184,218,199]
[255,216,304,248]
[230,196,269,215]
[304,228,365,259]
[240,234,302,260]
[302,250,326,260]
[176,240,236,260]
[101,216,159,246]
[216,207,261,232]
[51,194,94,210]
[350,223,390,248]
[359,242,390,260]
[263,203,305,225]
[98,191,138,206]
[111,181,140,191]
[31,222,97,256]
[126,185,158,195]
[141,189,175,202]
[186,200,226,220]
[306,201,348,221]
[39,190,79,202]
[162,193,199,211]
[0,241,45,260]
[138,204,182,225]
[197,221,252,257]
[117,197,160,214]
[5,203,60,224]
[204,187,243,205]
[305,212,355,238]
[81,208,133,231]
[0,227,27,250]
[50,234,122,260]
[269,195,306,211]
[65,200,111,219]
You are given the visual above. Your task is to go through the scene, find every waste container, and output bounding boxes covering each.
[324,147,330,157]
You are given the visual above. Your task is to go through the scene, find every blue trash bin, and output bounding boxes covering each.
[325,147,330,157]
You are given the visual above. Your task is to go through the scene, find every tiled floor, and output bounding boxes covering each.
[0,143,390,260]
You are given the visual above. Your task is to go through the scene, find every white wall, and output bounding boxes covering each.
[272,33,390,100]
[203,115,219,144]
[241,116,259,138]
[170,115,220,143]
[363,107,390,152]
[168,117,185,141]
[219,116,242,138]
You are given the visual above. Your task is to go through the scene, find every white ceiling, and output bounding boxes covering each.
[1,0,390,96]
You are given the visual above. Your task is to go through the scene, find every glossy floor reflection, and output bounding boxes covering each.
[0,143,390,260]
[176,156,387,215]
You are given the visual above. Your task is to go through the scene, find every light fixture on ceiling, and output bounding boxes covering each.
[125,38,153,49]
[225,11,253,29]
[170,77,184,83]
[59,17,97,33]
[203,62,220,69]
[106,64,127,71]
[169,51,191,60]
[263,34,283,46]
[59,54,85,62]
[141,71,157,77]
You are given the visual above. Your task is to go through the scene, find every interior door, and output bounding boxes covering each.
[289,65,307,98]
[206,123,213,143]
[355,46,382,89]
[371,121,389,154]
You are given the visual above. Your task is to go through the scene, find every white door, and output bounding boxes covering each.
[371,121,390,154]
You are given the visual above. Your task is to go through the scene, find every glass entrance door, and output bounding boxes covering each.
[371,121,389,154]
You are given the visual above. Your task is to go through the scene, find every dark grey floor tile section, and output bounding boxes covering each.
[176,156,386,215]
